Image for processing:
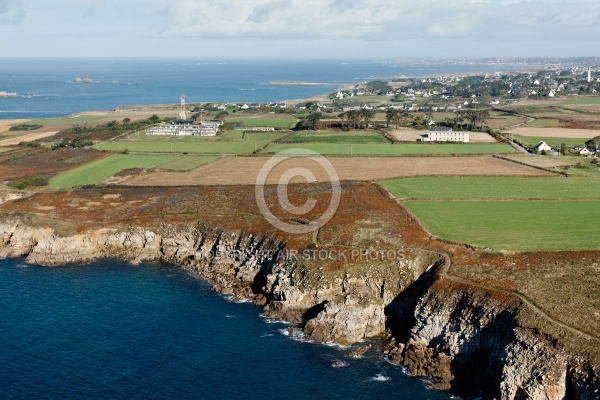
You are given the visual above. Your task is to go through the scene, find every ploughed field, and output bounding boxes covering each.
[120,156,554,187]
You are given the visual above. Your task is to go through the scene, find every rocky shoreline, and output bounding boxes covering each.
[1,217,598,399]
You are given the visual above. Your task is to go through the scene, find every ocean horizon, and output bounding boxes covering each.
[0,58,507,120]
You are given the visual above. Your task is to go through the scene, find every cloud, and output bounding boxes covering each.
[0,0,25,24]
[160,0,600,42]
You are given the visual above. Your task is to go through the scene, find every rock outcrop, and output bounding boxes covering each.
[386,283,600,399]
[0,217,432,346]
[1,216,598,399]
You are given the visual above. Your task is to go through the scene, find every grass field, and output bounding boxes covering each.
[227,117,298,128]
[564,158,600,178]
[380,177,600,200]
[387,175,600,251]
[50,154,179,188]
[282,130,389,144]
[123,130,245,142]
[513,135,587,147]
[264,142,516,155]
[564,96,600,105]
[97,132,287,154]
[404,200,600,251]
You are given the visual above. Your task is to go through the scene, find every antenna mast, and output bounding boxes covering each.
[179,94,187,120]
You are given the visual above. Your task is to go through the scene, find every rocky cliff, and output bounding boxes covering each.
[386,280,600,399]
[0,216,433,345]
[1,216,598,399]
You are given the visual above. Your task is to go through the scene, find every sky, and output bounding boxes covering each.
[1,0,599,58]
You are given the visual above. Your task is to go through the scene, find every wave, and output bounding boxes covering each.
[278,327,307,342]
[259,315,292,325]
[221,294,249,303]
[371,374,391,382]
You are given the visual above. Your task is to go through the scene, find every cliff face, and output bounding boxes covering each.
[1,216,598,399]
[0,217,432,345]
[387,283,600,399]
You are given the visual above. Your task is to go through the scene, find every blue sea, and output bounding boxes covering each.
[0,58,505,120]
[0,258,453,399]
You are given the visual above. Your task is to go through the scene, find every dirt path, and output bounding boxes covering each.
[0,131,59,146]
[432,250,600,343]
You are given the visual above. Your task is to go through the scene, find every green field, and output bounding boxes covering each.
[28,115,104,128]
[97,133,287,154]
[513,135,587,147]
[264,142,516,156]
[564,96,600,105]
[380,177,600,200]
[404,200,600,251]
[227,117,298,128]
[563,158,600,178]
[282,130,389,144]
[123,130,245,142]
[388,176,600,251]
[50,154,179,188]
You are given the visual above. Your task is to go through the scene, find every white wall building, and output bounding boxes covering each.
[146,121,221,137]
[421,127,470,143]
[533,141,552,153]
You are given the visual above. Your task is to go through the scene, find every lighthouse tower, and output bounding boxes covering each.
[179,94,187,120]
[588,67,592,83]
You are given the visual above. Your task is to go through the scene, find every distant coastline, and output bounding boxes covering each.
[260,80,330,86]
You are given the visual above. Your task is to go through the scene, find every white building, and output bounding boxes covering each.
[533,141,552,153]
[146,121,221,137]
[420,127,470,143]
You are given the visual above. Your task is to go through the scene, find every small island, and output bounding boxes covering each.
[0,91,32,99]
[71,77,96,84]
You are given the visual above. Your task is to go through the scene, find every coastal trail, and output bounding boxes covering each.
[419,245,600,344]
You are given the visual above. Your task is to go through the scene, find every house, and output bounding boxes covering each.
[420,127,470,143]
[579,147,592,156]
[533,141,552,153]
